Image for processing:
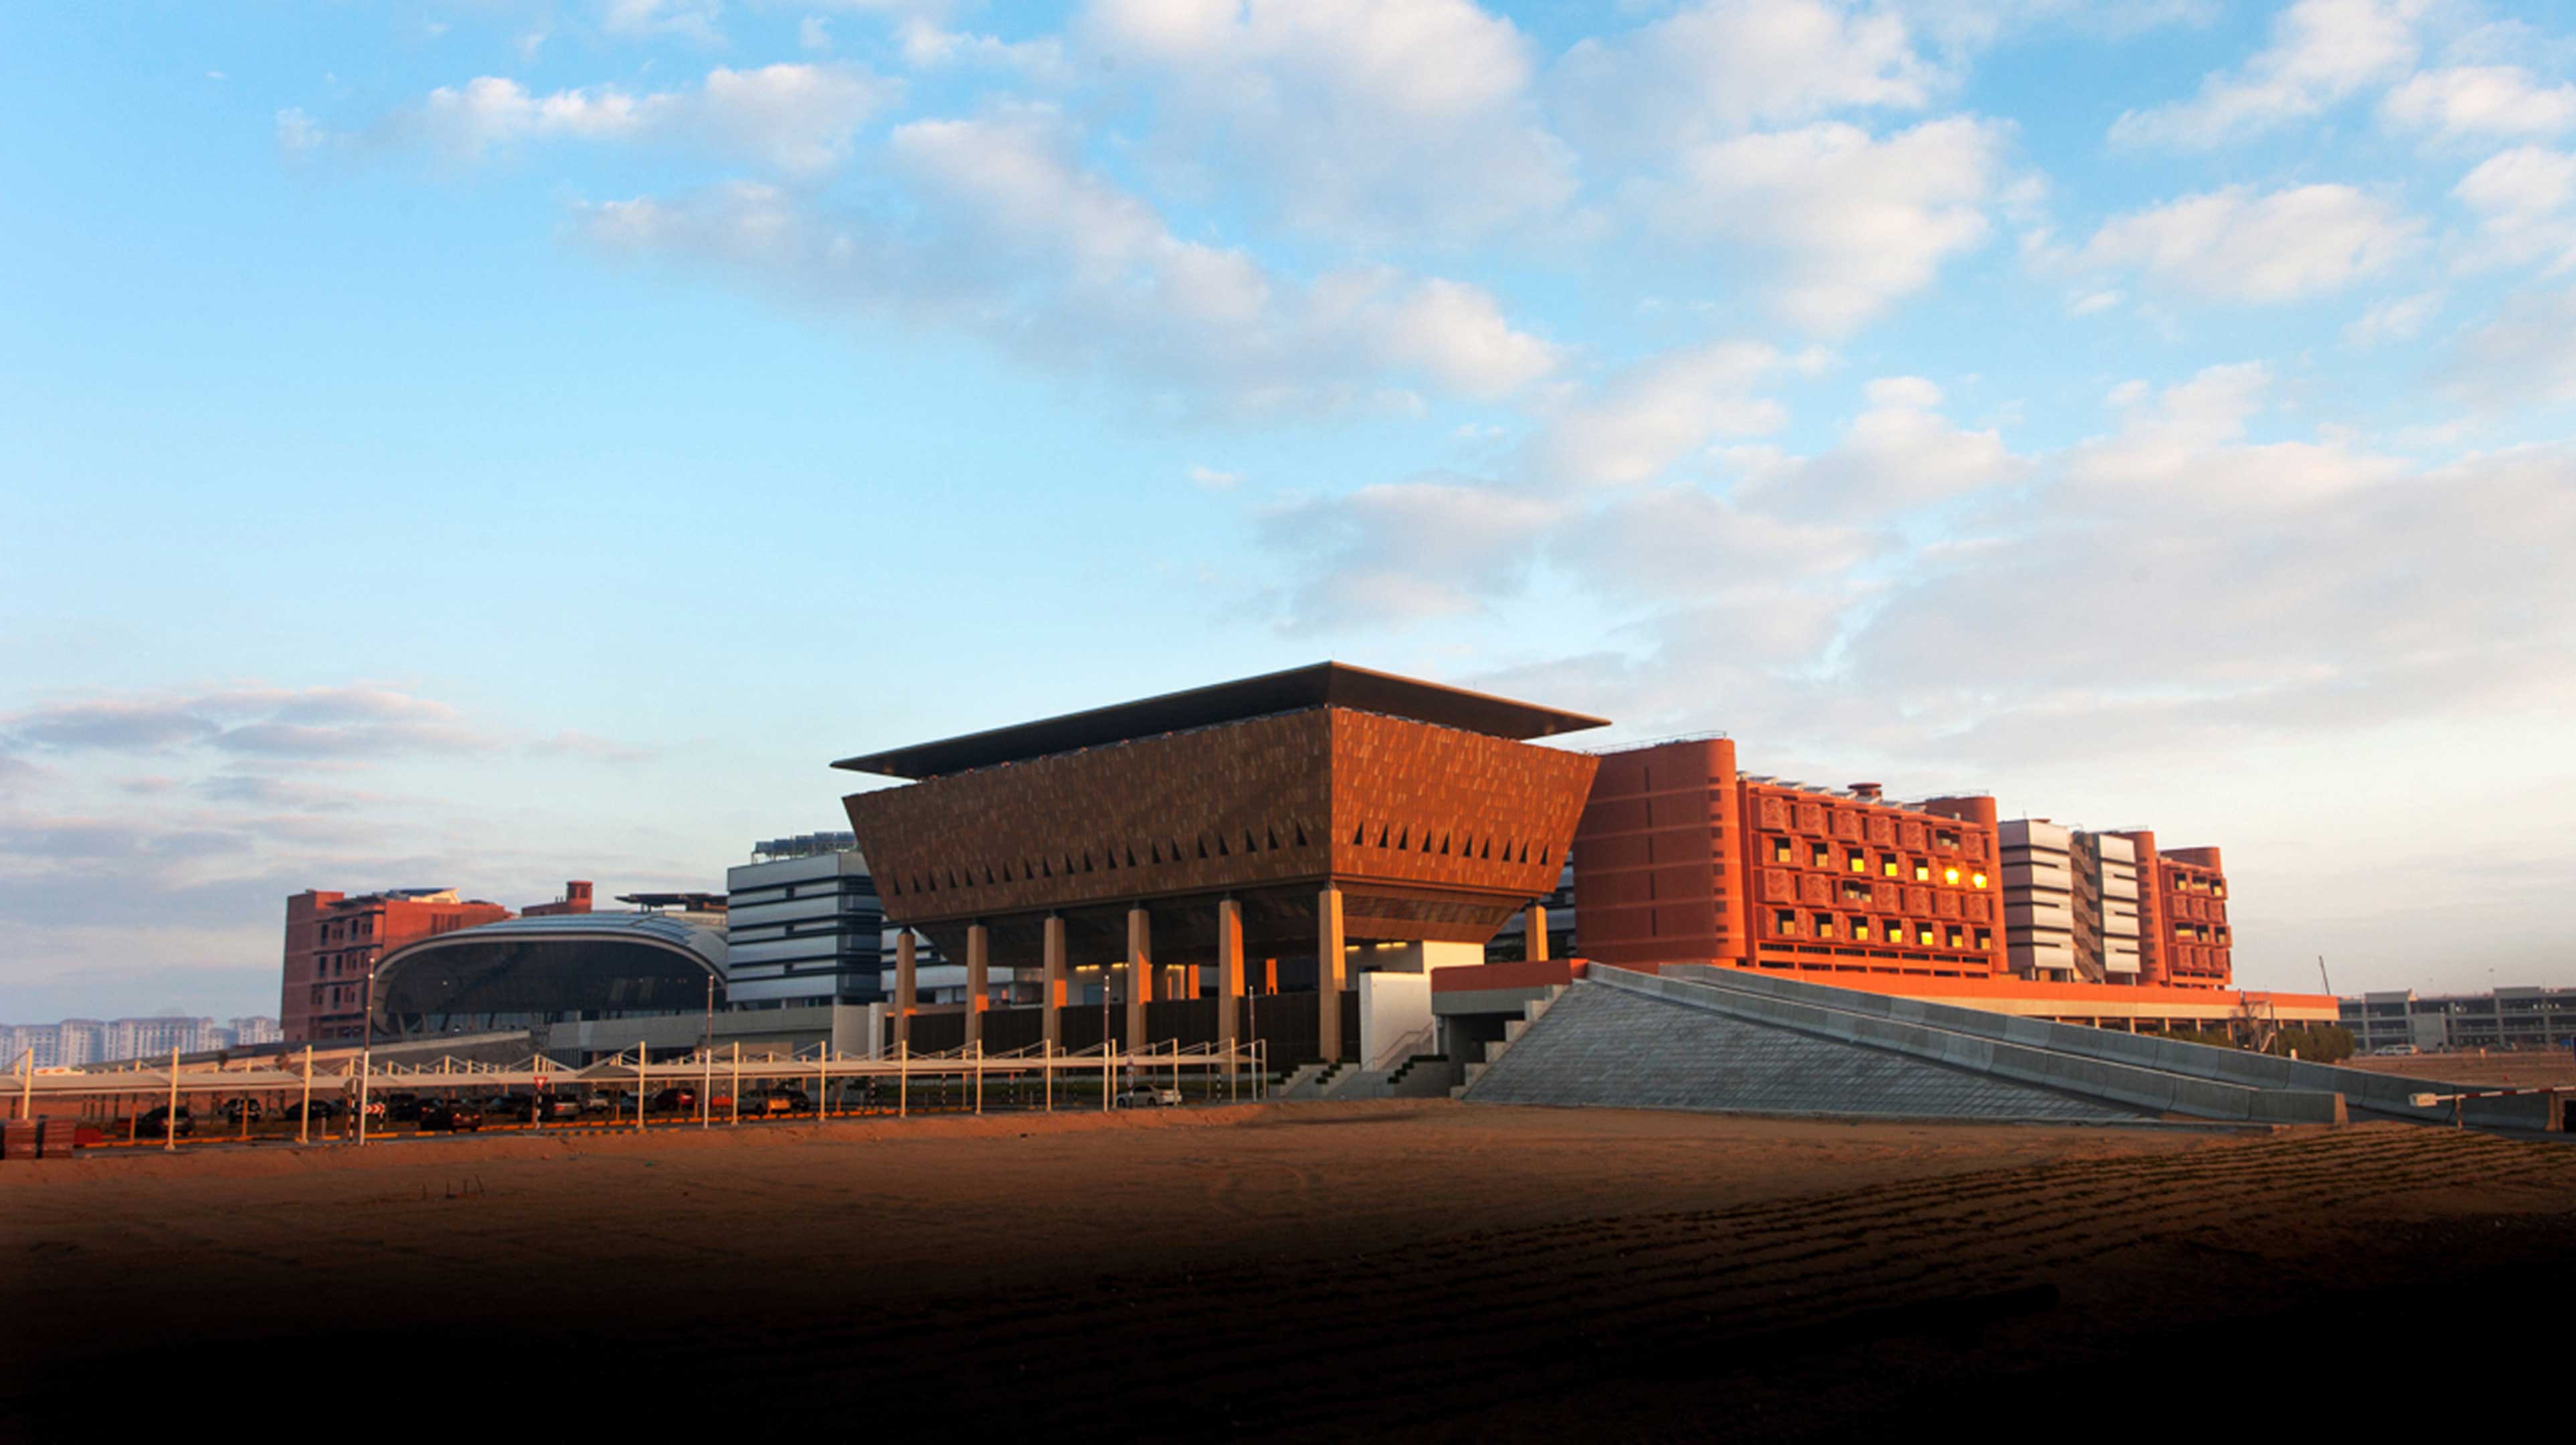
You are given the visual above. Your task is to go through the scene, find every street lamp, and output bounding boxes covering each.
[357,959,378,1145]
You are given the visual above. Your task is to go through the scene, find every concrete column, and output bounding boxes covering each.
[1215,898,1245,1052]
[965,923,990,1048]
[1042,915,1067,1050]
[894,931,917,1050]
[1126,906,1152,1052]
[1317,886,1346,1062]
[1526,904,1550,963]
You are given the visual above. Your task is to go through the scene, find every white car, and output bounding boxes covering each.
[1115,1084,1182,1109]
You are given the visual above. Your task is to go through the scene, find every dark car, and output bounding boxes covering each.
[482,1093,573,1123]
[220,1096,264,1125]
[277,1097,345,1125]
[648,1086,699,1115]
[418,1099,483,1133]
[382,1092,424,1123]
[136,1105,196,1137]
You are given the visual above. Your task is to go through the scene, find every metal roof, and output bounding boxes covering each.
[833,661,1611,779]
[379,910,728,969]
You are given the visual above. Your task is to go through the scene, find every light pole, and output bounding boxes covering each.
[356,961,378,1145]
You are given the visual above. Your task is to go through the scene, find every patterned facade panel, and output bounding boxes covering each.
[1799,873,1830,905]
[1899,820,1927,851]
[1324,708,1596,903]
[1904,886,1931,917]
[1936,891,1962,920]
[1795,801,1825,834]
[1865,814,1894,846]
[1758,795,1789,830]
[1764,868,1795,902]
[1832,809,1863,841]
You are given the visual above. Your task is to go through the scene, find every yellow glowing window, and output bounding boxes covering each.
[1914,862,1931,882]
[1882,856,1899,877]
[1971,872,1987,889]
[1849,854,1866,873]
[1811,842,1831,868]
[1772,839,1792,863]
[1917,927,1936,946]
[1943,867,1960,886]
[1850,918,1871,941]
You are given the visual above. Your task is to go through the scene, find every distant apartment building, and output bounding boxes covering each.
[1999,822,2142,983]
[280,886,515,1043]
[2340,987,2576,1052]
[6,1015,278,1066]
[1574,738,2008,981]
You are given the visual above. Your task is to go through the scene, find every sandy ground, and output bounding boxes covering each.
[5,1100,2571,1440]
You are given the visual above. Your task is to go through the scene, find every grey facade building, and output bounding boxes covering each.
[727,833,961,1008]
[2340,987,2576,1053]
[2000,821,2140,983]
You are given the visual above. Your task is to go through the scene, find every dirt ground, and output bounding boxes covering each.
[5,1100,2571,1440]
[2341,1051,2576,1087]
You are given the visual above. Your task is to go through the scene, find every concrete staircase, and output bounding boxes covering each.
[1455,985,1566,1097]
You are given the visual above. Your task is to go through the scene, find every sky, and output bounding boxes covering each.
[3,0,2573,1020]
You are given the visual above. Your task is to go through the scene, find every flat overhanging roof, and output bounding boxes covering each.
[834,661,1610,779]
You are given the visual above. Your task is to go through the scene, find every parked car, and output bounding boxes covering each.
[136,1104,195,1137]
[276,1097,345,1125]
[1115,1084,1182,1109]
[482,1093,574,1123]
[220,1096,264,1125]
[382,1092,424,1123]
[418,1099,483,1133]
[746,1087,812,1116]
[648,1086,699,1115]
[2375,1044,2420,1057]
[577,1092,613,1115]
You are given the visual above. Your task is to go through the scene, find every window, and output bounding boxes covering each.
[1810,842,1831,868]
[1849,852,1867,874]
[1974,929,1991,949]
[1773,908,1799,935]
[1914,861,1931,882]
[1813,913,1836,938]
[1934,830,1959,851]
[1970,872,1987,890]
[1942,867,1960,886]
[1882,854,1900,877]
[1946,927,1964,949]
[1849,917,1871,941]
[1772,838,1793,864]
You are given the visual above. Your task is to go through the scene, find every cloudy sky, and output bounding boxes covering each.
[4,0,2573,1019]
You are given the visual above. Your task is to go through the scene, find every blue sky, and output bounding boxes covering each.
[4,0,2573,1018]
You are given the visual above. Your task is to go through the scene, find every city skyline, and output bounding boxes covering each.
[6,0,2575,1018]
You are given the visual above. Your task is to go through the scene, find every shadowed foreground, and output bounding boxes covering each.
[5,1101,2571,1440]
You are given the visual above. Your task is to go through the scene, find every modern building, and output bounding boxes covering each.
[5,1015,279,1066]
[1572,737,2008,982]
[1999,822,2142,983]
[2114,832,2233,988]
[280,887,513,1042]
[726,832,915,1008]
[838,662,1605,1063]
[2340,987,2576,1053]
[371,904,730,1046]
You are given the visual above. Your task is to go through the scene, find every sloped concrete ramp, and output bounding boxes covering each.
[1465,981,2151,1122]
[1464,966,2354,1125]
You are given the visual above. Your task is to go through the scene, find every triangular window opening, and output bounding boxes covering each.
[1481,838,1492,860]
[1352,824,1366,846]
[1170,838,1184,863]
[1294,822,1309,848]
[1377,824,1390,848]
[1204,836,1218,859]
[1246,830,1260,854]
[1396,826,1410,850]
[1151,842,1164,864]
[1126,846,1139,868]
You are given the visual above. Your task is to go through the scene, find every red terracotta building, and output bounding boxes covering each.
[2112,832,2233,988]
[280,888,513,1043]
[1572,737,2009,982]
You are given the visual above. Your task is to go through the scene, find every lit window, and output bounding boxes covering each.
[1810,842,1830,868]
[1971,872,1987,889]
[1943,867,1960,886]
[1917,927,1936,946]
[1849,853,1867,874]
[1774,908,1799,935]
[1772,839,1792,864]
[1914,862,1931,882]
[1813,913,1836,938]
[1850,917,1871,941]
[1882,855,1900,877]
[1946,927,1963,948]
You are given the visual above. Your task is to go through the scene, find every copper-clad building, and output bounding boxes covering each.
[838,663,1604,1062]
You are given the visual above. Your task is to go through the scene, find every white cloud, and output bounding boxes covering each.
[1733,375,2024,520]
[2451,145,2576,272]
[1261,478,1563,630]
[600,0,725,45]
[2440,286,2576,408]
[578,109,1560,415]
[2342,288,2443,345]
[800,16,832,52]
[2067,288,2123,315]
[2383,65,2576,141]
[1077,0,1576,242]
[2111,0,2429,148]
[1550,0,1938,155]
[1647,116,2009,333]
[1523,341,1796,489]
[1188,465,1241,490]
[898,19,1070,80]
[2082,183,2423,301]
[392,65,897,176]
